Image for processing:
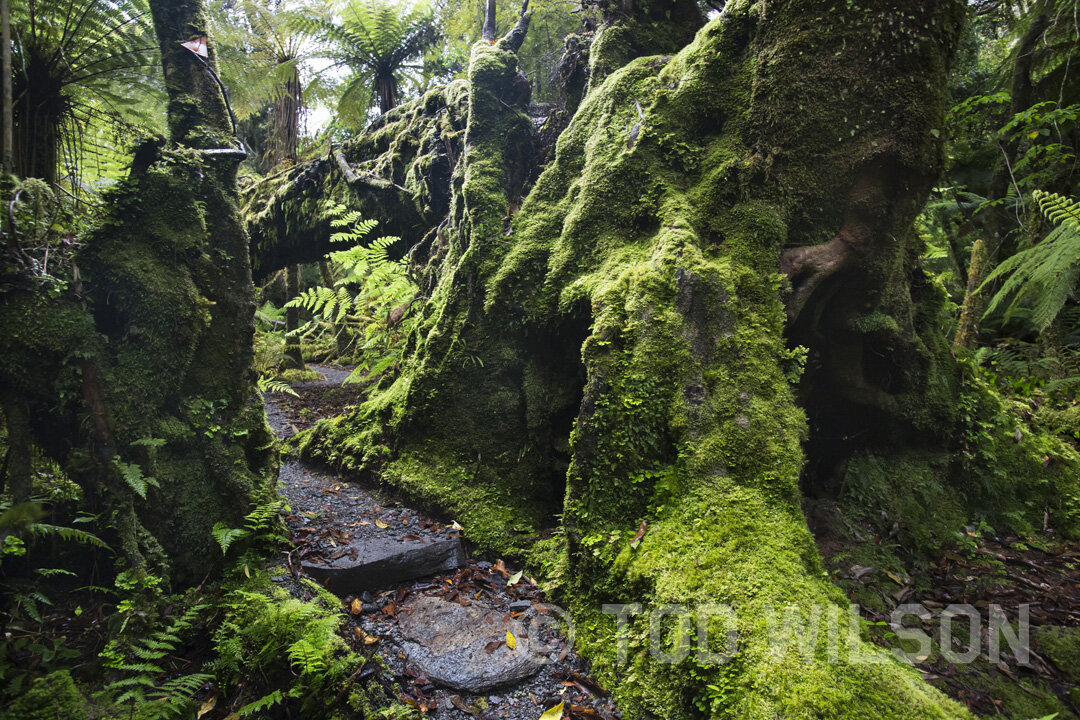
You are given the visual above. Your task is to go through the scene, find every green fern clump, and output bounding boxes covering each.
[210,573,362,717]
[211,499,289,556]
[982,190,1080,331]
[286,204,420,382]
[99,603,212,719]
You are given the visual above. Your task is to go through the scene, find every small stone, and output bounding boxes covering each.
[508,600,532,611]
[360,591,374,603]
[362,603,380,613]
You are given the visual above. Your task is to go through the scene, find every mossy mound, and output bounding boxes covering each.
[297,1,1079,716]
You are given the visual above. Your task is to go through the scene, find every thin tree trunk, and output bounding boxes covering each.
[954,2,1050,348]
[1,0,11,178]
[318,260,349,356]
[376,73,397,114]
[285,263,305,369]
[0,391,32,503]
[271,66,301,165]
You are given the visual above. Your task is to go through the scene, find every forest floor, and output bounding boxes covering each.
[811,500,1080,718]
[263,364,1080,719]
[263,365,621,720]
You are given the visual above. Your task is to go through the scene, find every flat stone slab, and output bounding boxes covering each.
[302,536,466,592]
[398,595,547,693]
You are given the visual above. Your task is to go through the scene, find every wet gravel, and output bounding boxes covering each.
[264,368,621,720]
[264,364,364,438]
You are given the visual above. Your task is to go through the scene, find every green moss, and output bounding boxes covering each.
[292,1,1076,716]
[1035,626,1080,683]
[1,670,90,720]
[277,368,324,384]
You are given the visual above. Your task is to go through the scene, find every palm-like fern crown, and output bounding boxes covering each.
[302,0,439,117]
[12,0,161,180]
[211,0,323,118]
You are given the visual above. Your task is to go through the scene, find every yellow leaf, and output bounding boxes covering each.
[354,626,379,645]
[538,700,564,720]
[197,695,217,719]
[506,631,517,650]
[243,564,250,578]
[350,598,363,614]
[375,519,390,529]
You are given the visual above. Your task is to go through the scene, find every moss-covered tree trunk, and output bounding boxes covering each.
[0,0,275,583]
[293,1,1080,716]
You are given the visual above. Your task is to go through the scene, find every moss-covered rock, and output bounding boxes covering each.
[0,670,91,720]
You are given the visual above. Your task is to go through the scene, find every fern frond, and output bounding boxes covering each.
[982,190,1080,331]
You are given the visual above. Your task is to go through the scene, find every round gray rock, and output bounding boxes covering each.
[398,595,548,693]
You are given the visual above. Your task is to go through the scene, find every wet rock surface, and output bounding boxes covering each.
[263,367,623,719]
[398,596,547,693]
[302,536,467,592]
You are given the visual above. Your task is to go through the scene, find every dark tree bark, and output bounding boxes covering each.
[953,0,1051,349]
[284,262,305,369]
[1,0,10,177]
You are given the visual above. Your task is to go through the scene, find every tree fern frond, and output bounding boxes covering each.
[982,190,1080,331]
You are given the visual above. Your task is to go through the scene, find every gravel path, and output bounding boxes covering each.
[264,368,621,720]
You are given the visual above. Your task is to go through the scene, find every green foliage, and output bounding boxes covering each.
[100,603,211,719]
[210,573,362,717]
[256,375,300,396]
[210,498,288,556]
[286,204,420,382]
[0,670,90,720]
[982,191,1080,332]
[10,0,163,187]
[300,0,440,117]
[113,459,160,500]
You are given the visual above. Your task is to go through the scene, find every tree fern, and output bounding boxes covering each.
[981,190,1080,331]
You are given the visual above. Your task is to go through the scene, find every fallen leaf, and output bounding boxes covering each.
[539,701,565,720]
[631,520,648,550]
[485,639,503,654]
[243,564,250,578]
[384,604,397,617]
[196,695,217,719]
[450,695,475,714]
[506,631,517,650]
[508,570,524,586]
[350,598,363,615]
[375,519,390,529]
[451,521,464,530]
[353,627,379,645]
